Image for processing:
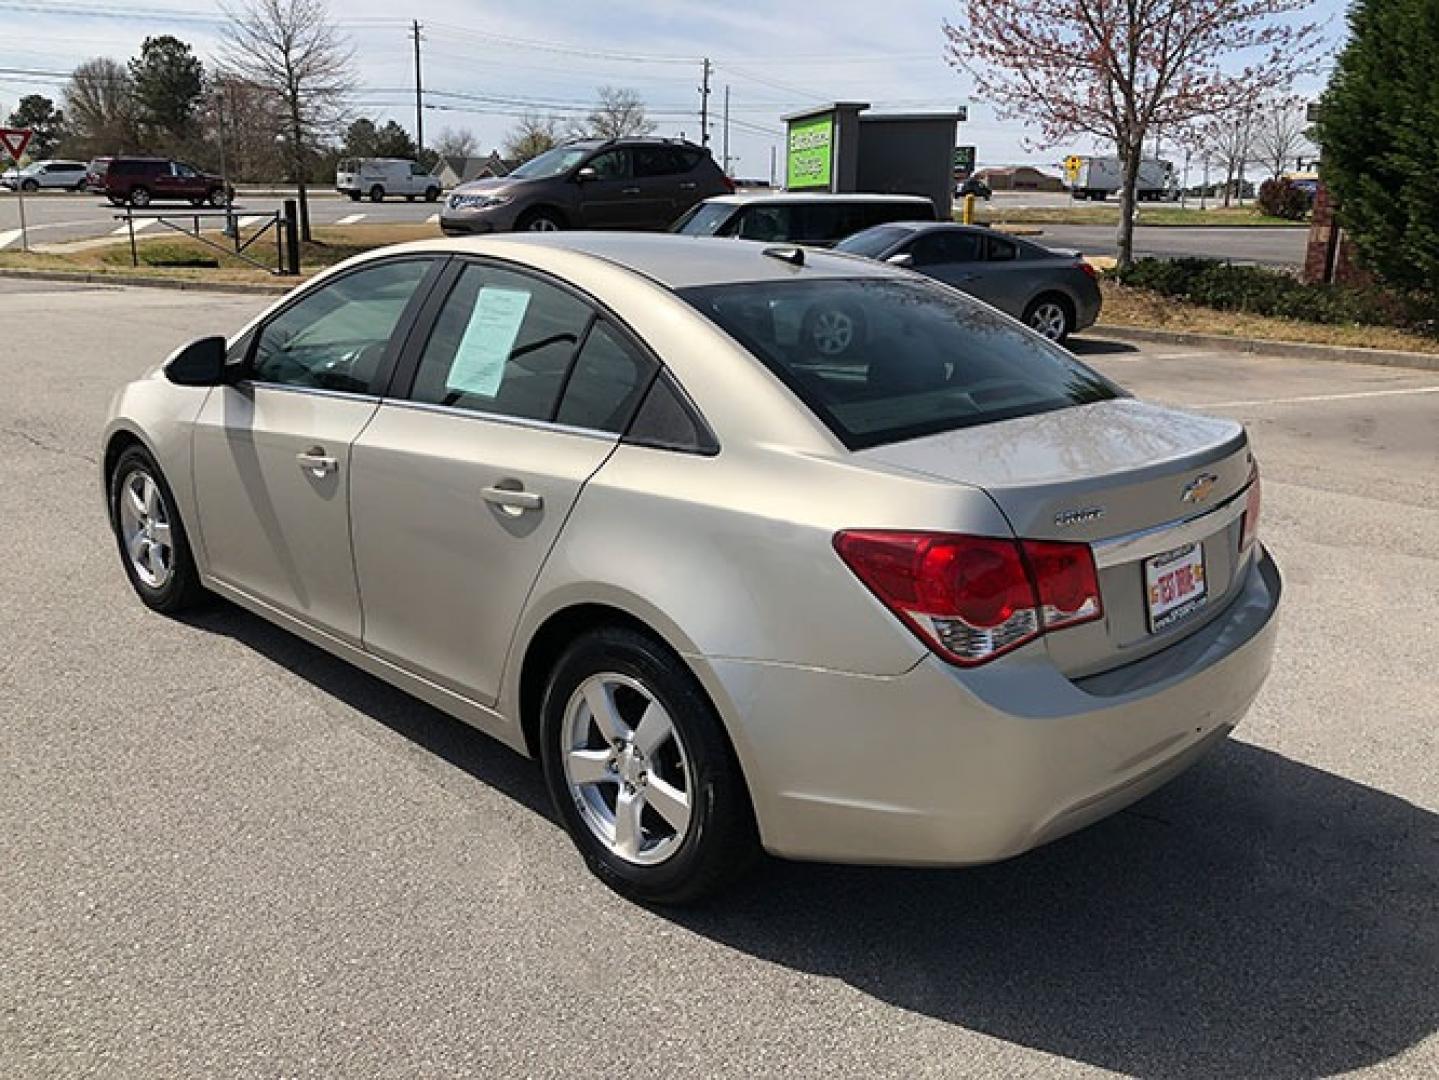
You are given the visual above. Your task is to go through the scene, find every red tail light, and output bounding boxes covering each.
[1240,468,1261,551]
[1077,260,1099,279]
[720,174,737,193]
[834,531,1103,666]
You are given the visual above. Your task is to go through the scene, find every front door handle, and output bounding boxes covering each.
[621,186,640,195]
[678,181,696,190]
[296,448,338,477]
[482,485,543,514]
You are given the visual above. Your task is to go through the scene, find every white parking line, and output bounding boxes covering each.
[237,215,262,229]
[0,228,22,249]
[110,219,156,236]
[1198,385,1439,408]
[425,213,439,224]
[335,213,366,225]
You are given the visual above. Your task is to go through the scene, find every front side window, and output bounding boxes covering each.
[508,145,591,180]
[250,259,432,392]
[672,201,737,236]
[172,162,196,178]
[409,263,594,422]
[736,206,792,242]
[680,277,1122,449]
[586,150,633,181]
[410,163,428,176]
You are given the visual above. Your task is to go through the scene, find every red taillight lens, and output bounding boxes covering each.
[834,531,1102,666]
[720,174,737,193]
[1240,468,1261,551]
[1078,260,1099,279]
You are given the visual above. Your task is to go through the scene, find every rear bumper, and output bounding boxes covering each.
[702,546,1281,866]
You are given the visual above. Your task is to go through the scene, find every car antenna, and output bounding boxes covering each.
[762,245,804,267]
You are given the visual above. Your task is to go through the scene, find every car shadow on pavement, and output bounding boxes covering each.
[186,603,1436,1078]
[1067,336,1142,356]
[672,742,1439,1079]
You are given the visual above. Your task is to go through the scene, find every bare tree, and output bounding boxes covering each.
[503,111,563,162]
[1195,105,1257,206]
[63,58,140,157]
[432,126,478,160]
[1252,96,1311,181]
[220,0,354,241]
[945,0,1321,266]
[206,74,286,182]
[584,87,656,140]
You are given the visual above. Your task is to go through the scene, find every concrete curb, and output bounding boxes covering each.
[0,267,293,295]
[1088,324,1439,372]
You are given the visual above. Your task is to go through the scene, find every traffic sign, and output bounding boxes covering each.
[1063,154,1083,181]
[0,127,33,163]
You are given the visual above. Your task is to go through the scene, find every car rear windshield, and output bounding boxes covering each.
[679,277,1123,449]
[672,202,736,236]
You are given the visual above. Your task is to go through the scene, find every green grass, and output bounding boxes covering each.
[968,204,1304,228]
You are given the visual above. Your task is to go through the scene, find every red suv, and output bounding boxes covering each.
[87,157,232,207]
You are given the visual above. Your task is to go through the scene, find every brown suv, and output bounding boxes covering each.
[88,157,232,208]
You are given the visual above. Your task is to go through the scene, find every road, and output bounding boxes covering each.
[2,280,1436,1078]
[0,189,441,250]
[1,188,1309,265]
[1034,223,1309,266]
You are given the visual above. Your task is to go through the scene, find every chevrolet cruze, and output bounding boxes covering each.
[102,233,1281,904]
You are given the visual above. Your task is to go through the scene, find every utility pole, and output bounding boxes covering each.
[722,84,730,174]
[769,144,776,188]
[412,20,424,157]
[699,58,711,147]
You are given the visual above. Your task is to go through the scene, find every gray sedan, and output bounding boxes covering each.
[836,222,1103,342]
[101,232,1277,904]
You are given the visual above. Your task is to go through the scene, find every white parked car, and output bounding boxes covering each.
[2,159,89,192]
[336,157,441,203]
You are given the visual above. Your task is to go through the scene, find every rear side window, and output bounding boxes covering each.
[409,263,594,422]
[554,322,657,433]
[834,225,912,258]
[911,230,983,266]
[635,147,686,177]
[736,205,793,242]
[986,236,1018,262]
[625,371,719,454]
[679,278,1121,450]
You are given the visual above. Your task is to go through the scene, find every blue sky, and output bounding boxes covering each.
[2,0,1348,176]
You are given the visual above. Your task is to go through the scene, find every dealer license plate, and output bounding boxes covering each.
[1145,542,1207,632]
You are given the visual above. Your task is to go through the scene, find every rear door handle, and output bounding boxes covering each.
[621,186,640,195]
[296,448,338,476]
[678,181,696,190]
[482,485,543,513]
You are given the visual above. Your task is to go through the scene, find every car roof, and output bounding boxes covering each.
[697,192,935,207]
[386,231,904,290]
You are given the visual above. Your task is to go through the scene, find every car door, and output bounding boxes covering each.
[349,258,658,704]
[190,257,441,643]
[907,229,988,298]
[575,149,647,229]
[969,233,1032,316]
[632,146,686,228]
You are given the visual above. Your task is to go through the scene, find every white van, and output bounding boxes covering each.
[336,158,441,202]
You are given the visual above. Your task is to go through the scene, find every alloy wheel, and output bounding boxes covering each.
[117,470,173,589]
[1029,301,1068,341]
[811,309,855,355]
[561,673,692,866]
[527,216,560,232]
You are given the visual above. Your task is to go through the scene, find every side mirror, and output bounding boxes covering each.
[575,166,598,183]
[886,252,915,268]
[163,335,229,386]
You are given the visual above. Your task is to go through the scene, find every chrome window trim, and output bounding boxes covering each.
[378,396,618,442]
[1092,484,1250,569]
[237,380,381,404]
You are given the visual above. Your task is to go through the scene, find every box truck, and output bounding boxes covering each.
[1071,157,1177,202]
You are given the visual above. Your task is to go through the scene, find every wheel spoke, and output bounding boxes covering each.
[150,520,172,546]
[644,775,690,834]
[126,531,148,563]
[630,701,673,757]
[141,476,158,517]
[566,748,613,787]
[126,481,146,519]
[583,680,627,743]
[613,785,644,859]
[146,544,167,579]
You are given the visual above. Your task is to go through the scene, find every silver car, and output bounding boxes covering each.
[836,222,1103,342]
[102,233,1280,904]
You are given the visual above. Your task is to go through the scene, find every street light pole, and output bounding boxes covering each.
[412,20,424,156]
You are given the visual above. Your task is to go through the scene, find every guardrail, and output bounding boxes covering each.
[112,198,302,275]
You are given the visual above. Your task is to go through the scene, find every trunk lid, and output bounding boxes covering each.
[857,399,1257,676]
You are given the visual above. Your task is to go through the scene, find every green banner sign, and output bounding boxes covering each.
[786,115,833,190]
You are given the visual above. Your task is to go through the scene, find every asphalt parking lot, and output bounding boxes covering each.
[1,280,1435,1078]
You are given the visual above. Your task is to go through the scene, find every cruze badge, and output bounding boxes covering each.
[1055,506,1105,527]
[1182,473,1219,504]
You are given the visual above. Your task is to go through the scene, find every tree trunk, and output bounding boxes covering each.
[1114,144,1143,270]
[289,105,311,243]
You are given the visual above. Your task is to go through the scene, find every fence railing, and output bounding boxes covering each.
[111,198,302,276]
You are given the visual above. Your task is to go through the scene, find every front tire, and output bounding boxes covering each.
[108,445,207,614]
[207,187,227,207]
[128,186,151,207]
[21,178,38,192]
[516,208,563,232]
[539,626,759,905]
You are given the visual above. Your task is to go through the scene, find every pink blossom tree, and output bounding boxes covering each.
[945,0,1322,266]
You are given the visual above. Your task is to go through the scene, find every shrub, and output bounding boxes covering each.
[1256,178,1312,221]
[1114,257,1439,337]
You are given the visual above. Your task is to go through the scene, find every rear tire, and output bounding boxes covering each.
[206,187,227,208]
[348,191,362,202]
[128,186,151,207]
[1024,293,1075,344]
[539,626,760,905]
[368,184,384,202]
[108,445,208,615]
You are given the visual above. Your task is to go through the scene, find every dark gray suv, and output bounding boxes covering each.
[440,138,731,235]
